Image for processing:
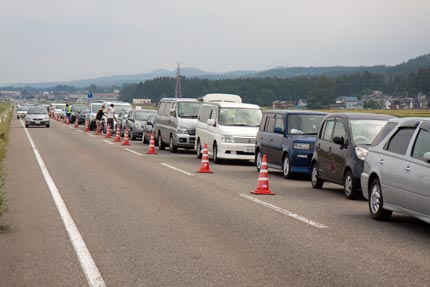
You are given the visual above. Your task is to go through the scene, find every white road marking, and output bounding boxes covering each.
[124,148,143,156]
[77,130,84,133]
[240,194,329,229]
[103,140,114,145]
[161,163,194,177]
[20,120,107,287]
[88,134,97,138]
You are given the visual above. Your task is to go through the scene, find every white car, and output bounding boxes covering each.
[16,107,28,119]
[25,107,50,128]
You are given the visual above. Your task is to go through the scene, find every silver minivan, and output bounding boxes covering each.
[361,117,430,224]
[154,98,202,152]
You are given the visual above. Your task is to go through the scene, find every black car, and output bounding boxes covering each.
[70,104,89,125]
[311,113,394,199]
[255,110,327,178]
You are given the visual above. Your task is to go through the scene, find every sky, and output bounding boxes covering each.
[1,0,429,84]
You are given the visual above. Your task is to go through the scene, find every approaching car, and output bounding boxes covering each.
[124,109,156,140]
[255,110,327,178]
[70,104,89,125]
[311,113,394,199]
[16,107,28,119]
[142,114,156,144]
[361,118,430,223]
[25,107,50,128]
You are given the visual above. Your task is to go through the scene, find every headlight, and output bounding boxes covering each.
[221,135,234,143]
[176,127,188,134]
[355,147,368,160]
[293,143,310,150]
[135,122,142,128]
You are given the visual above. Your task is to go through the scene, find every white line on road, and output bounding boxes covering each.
[103,140,114,145]
[88,134,97,138]
[161,163,194,177]
[124,148,143,156]
[240,194,329,229]
[20,120,106,287]
[77,130,84,133]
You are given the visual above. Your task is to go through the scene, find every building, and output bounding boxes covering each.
[133,99,152,105]
[334,96,364,110]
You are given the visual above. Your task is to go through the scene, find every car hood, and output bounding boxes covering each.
[177,118,198,129]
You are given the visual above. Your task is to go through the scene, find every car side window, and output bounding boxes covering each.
[411,129,430,162]
[209,108,217,120]
[333,121,347,142]
[164,102,173,116]
[199,106,210,123]
[371,122,397,147]
[259,114,268,131]
[274,117,284,133]
[385,128,416,155]
[266,117,276,133]
[322,120,335,141]
[158,103,165,115]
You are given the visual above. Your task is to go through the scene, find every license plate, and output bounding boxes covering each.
[244,146,253,153]
[35,121,41,124]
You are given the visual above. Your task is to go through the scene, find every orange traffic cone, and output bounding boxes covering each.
[114,124,121,142]
[104,123,112,138]
[73,117,79,128]
[84,118,89,132]
[251,154,275,195]
[196,143,213,173]
[122,127,131,146]
[146,131,157,154]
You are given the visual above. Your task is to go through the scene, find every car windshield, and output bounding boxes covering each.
[55,105,66,109]
[72,105,87,112]
[28,108,47,114]
[178,102,201,118]
[350,119,388,145]
[219,108,262,126]
[135,111,155,121]
[114,104,131,113]
[287,114,325,135]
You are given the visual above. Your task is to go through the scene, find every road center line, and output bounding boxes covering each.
[161,163,194,177]
[20,120,107,287]
[239,194,329,229]
[124,148,143,156]
[103,140,114,145]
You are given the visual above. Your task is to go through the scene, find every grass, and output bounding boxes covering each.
[317,109,430,118]
[0,103,12,232]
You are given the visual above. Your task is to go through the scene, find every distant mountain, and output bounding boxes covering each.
[4,53,429,89]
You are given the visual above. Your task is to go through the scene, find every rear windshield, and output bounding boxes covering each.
[115,104,132,113]
[350,119,388,145]
[287,114,325,135]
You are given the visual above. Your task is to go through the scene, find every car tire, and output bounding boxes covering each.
[25,124,29,128]
[169,135,178,153]
[369,178,392,221]
[255,149,262,172]
[311,163,324,189]
[213,142,221,164]
[282,154,292,179]
[158,133,166,150]
[46,124,50,128]
[344,170,360,199]
[196,140,202,159]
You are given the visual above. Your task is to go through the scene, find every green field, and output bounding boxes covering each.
[317,109,430,118]
[0,103,12,231]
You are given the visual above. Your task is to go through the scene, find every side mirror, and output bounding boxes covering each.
[170,108,176,117]
[333,136,345,146]
[147,122,153,126]
[423,152,430,163]
[274,127,283,134]
[207,119,216,126]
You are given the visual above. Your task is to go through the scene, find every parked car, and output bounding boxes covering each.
[196,93,262,162]
[101,101,132,133]
[361,117,430,223]
[124,109,156,140]
[255,110,327,178]
[51,103,66,119]
[311,113,394,199]
[25,106,50,128]
[116,110,130,136]
[142,114,156,144]
[16,107,28,119]
[155,98,202,151]
[70,104,89,125]
[86,102,104,130]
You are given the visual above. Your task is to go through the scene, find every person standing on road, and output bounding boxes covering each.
[107,104,116,133]
[95,105,105,134]
[66,104,72,123]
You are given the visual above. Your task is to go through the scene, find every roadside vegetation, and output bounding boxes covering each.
[318,109,430,118]
[0,103,12,232]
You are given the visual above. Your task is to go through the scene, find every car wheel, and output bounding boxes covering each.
[196,140,202,159]
[369,178,392,220]
[282,154,292,179]
[213,142,221,164]
[311,163,324,189]
[158,133,166,150]
[46,124,50,128]
[25,124,29,128]
[344,171,359,199]
[255,149,262,172]
[169,135,178,153]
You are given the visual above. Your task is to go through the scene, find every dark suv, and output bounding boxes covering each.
[255,110,327,178]
[311,113,394,199]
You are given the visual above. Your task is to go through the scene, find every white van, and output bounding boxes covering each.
[195,94,263,163]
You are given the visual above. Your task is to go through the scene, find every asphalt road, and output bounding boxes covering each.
[1,117,429,287]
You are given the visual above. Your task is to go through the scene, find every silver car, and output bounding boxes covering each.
[361,117,430,224]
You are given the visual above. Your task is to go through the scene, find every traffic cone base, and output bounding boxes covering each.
[146,131,157,154]
[251,154,275,195]
[196,143,213,173]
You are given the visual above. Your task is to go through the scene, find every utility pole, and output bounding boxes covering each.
[175,62,182,98]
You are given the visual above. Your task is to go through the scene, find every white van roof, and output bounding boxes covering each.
[200,94,242,103]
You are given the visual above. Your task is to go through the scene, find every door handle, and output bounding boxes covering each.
[405,166,411,172]
[328,147,332,155]
[270,139,273,142]
[379,159,384,164]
